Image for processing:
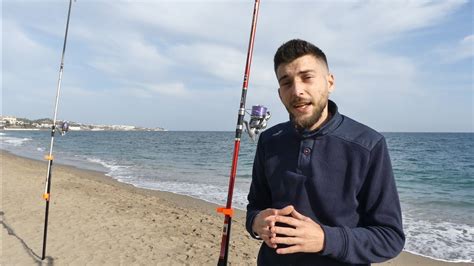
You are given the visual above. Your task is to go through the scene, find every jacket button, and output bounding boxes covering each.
[303,147,311,155]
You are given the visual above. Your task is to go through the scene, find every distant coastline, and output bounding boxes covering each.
[0,115,166,132]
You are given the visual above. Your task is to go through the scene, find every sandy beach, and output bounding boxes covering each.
[1,150,472,265]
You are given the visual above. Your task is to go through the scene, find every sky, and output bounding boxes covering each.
[2,0,473,132]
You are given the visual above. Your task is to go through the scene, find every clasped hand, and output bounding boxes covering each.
[251,205,325,254]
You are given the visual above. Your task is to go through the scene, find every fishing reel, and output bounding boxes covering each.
[59,121,69,136]
[244,105,271,141]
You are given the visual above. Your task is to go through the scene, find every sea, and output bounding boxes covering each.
[1,130,473,263]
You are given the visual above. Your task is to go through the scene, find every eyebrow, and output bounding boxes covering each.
[277,69,316,83]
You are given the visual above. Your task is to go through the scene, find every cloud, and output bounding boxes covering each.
[119,82,191,98]
[63,81,191,101]
[458,35,474,60]
[332,0,465,41]
[434,34,474,63]
[2,0,471,131]
[112,1,252,45]
[87,37,173,79]
[170,42,245,83]
[2,18,63,114]
[147,82,189,97]
[2,19,57,71]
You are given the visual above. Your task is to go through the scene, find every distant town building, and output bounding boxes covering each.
[0,115,165,131]
[69,126,82,131]
[1,116,17,125]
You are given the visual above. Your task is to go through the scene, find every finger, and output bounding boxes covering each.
[275,205,294,216]
[263,215,276,225]
[261,235,271,243]
[290,208,307,221]
[262,208,278,217]
[265,216,277,229]
[276,244,302,255]
[262,236,277,249]
[265,241,277,249]
[259,228,272,238]
[257,209,277,224]
[271,209,278,216]
[261,226,271,234]
[255,217,275,232]
[273,226,298,237]
[274,215,301,228]
[269,226,277,238]
[271,236,301,245]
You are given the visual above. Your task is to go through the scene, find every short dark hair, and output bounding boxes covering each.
[274,39,328,72]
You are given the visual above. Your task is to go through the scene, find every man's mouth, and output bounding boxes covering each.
[292,101,312,112]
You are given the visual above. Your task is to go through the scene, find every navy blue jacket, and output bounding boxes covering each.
[246,101,404,265]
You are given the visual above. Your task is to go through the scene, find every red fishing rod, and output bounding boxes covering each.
[41,0,75,260]
[217,0,261,265]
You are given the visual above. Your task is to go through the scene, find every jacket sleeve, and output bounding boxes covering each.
[320,137,405,263]
[246,135,272,239]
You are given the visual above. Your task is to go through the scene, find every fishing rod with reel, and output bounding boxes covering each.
[41,0,75,260]
[216,0,269,265]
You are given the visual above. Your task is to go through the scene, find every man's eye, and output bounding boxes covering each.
[280,80,291,87]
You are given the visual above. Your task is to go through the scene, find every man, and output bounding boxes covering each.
[246,39,405,265]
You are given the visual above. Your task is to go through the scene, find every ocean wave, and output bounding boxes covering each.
[86,157,131,178]
[131,179,248,210]
[403,216,474,262]
[1,136,32,146]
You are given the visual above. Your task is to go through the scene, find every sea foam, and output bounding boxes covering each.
[404,215,474,262]
[1,136,32,146]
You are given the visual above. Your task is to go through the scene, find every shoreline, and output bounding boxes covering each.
[2,150,472,265]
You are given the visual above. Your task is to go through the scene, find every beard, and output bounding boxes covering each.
[288,96,328,130]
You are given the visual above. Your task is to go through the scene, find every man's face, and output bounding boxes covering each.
[276,54,334,131]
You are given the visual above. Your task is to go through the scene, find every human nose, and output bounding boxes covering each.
[290,79,305,96]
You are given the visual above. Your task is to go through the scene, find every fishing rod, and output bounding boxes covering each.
[41,0,75,260]
[216,0,265,265]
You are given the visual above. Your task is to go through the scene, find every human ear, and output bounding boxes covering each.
[327,73,335,93]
